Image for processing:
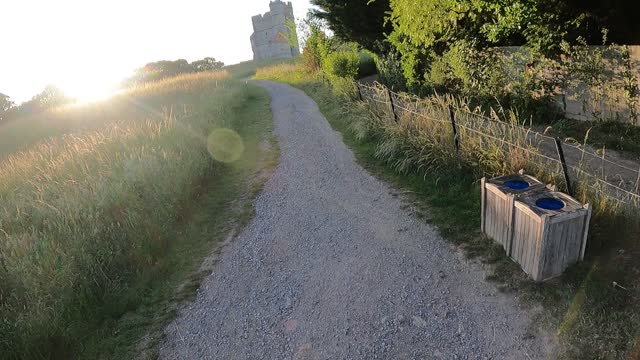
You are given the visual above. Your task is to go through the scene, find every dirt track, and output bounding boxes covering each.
[159,81,551,359]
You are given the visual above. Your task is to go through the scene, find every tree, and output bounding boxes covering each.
[301,21,331,71]
[385,0,638,89]
[31,85,68,108]
[0,86,70,123]
[124,57,227,86]
[310,0,392,52]
[191,57,224,72]
[0,93,14,123]
[0,93,13,112]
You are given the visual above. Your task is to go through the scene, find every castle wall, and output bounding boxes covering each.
[250,1,300,60]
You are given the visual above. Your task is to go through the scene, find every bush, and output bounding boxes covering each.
[322,50,360,79]
[373,51,407,91]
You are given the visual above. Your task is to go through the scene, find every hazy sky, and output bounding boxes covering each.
[0,0,312,103]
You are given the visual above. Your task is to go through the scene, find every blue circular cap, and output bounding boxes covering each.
[536,198,565,210]
[504,180,530,190]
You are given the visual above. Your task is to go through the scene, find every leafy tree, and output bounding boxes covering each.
[191,57,224,72]
[385,0,636,89]
[0,93,13,112]
[311,0,392,52]
[125,57,226,86]
[561,0,640,45]
[0,93,14,123]
[301,21,331,71]
[31,85,68,108]
[0,86,70,123]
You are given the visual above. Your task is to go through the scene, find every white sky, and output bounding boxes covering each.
[0,0,312,103]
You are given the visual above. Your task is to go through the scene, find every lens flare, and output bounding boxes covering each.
[207,128,244,163]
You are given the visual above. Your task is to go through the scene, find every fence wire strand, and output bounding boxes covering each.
[356,83,640,206]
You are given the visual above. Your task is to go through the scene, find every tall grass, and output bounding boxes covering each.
[0,71,259,358]
[257,64,561,188]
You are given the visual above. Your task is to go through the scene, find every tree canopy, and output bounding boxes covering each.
[125,57,225,86]
[310,0,392,52]
[0,86,70,124]
[0,93,14,123]
[310,0,640,54]
[383,0,640,89]
[191,57,225,72]
[0,93,13,112]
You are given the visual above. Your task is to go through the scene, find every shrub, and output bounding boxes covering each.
[322,50,360,79]
[373,51,407,91]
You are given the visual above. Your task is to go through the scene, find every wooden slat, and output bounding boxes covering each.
[580,204,593,260]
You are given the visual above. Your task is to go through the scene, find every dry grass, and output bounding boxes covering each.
[0,71,269,359]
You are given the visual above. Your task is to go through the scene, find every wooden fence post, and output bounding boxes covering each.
[634,165,640,194]
[386,87,399,122]
[448,104,460,153]
[554,138,574,196]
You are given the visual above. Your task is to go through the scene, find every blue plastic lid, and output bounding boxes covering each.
[504,180,530,190]
[536,198,565,210]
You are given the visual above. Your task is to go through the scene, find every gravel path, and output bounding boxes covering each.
[159,81,549,359]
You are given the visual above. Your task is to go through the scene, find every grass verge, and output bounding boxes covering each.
[0,72,276,359]
[254,63,640,359]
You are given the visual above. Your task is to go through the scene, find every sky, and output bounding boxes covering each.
[0,0,312,103]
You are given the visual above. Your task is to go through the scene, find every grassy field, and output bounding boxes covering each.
[225,58,296,80]
[0,71,276,359]
[255,63,640,359]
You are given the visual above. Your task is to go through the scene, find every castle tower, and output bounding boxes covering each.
[250,1,300,60]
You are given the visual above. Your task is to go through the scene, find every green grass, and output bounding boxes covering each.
[255,63,640,359]
[225,58,296,80]
[0,72,276,359]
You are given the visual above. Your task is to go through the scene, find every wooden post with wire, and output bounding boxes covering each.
[386,87,399,122]
[448,105,460,154]
[554,138,574,196]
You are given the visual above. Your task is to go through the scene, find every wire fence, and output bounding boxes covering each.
[356,82,640,208]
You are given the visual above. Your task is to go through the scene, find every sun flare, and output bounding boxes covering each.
[57,78,116,104]
[54,67,123,104]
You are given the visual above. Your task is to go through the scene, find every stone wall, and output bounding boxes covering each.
[250,1,300,61]
[500,46,640,124]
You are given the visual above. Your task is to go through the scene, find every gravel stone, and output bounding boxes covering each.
[158,81,549,359]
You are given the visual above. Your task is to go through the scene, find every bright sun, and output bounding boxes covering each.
[55,70,122,104]
[58,79,115,103]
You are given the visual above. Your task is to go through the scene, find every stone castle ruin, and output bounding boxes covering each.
[250,1,300,60]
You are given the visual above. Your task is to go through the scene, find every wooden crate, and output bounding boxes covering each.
[511,191,592,282]
[481,173,545,254]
